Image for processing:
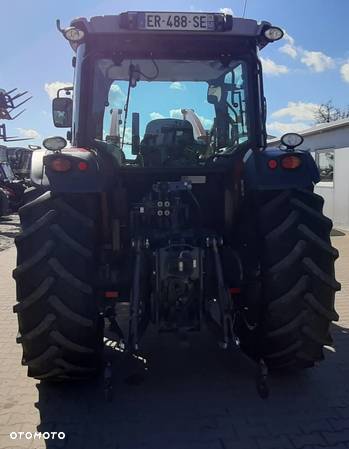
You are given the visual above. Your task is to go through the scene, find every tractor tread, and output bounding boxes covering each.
[261,190,290,216]
[298,223,339,258]
[24,345,60,367]
[19,191,52,219]
[268,275,308,311]
[34,369,65,380]
[50,330,94,354]
[291,198,333,229]
[268,240,306,274]
[302,325,333,346]
[48,295,94,327]
[265,210,299,242]
[56,358,96,373]
[13,277,54,313]
[13,241,54,278]
[54,198,94,228]
[265,340,303,359]
[15,210,57,243]
[302,257,341,291]
[48,258,93,295]
[50,224,92,259]
[267,311,307,338]
[17,314,56,342]
[304,292,339,321]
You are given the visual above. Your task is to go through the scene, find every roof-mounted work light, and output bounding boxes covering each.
[264,26,284,41]
[63,27,85,42]
[56,20,85,45]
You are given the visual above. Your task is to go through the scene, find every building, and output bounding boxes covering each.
[268,118,349,231]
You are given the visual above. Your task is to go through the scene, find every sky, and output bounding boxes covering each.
[1,0,349,146]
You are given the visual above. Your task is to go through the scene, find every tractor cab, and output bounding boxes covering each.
[51,11,284,171]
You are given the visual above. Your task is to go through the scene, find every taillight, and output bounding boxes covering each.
[50,157,72,172]
[281,155,302,169]
[267,159,278,169]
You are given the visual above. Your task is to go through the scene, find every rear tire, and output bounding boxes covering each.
[13,191,103,380]
[237,188,340,370]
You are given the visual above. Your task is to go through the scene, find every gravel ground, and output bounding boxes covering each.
[0,214,20,252]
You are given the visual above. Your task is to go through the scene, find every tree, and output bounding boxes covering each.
[314,100,349,124]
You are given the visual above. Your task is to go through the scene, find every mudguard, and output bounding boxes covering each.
[243,147,320,190]
[30,146,117,193]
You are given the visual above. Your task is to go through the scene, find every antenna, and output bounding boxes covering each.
[243,0,248,17]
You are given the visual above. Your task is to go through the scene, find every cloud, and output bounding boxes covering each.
[44,81,72,100]
[260,57,289,76]
[170,109,183,119]
[109,84,126,104]
[340,61,349,83]
[279,43,298,59]
[150,112,165,120]
[267,121,309,136]
[219,7,234,15]
[283,32,295,46]
[300,50,335,72]
[17,128,41,140]
[271,101,320,122]
[279,33,335,74]
[170,82,185,90]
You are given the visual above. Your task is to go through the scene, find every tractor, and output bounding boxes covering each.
[13,11,340,390]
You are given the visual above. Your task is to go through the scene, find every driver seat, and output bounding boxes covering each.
[140,119,195,167]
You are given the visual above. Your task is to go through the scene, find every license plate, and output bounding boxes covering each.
[138,12,216,31]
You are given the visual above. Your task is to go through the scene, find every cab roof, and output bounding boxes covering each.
[69,11,274,51]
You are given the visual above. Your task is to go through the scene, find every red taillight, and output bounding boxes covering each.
[281,155,302,169]
[229,287,241,295]
[268,159,278,169]
[77,161,88,171]
[105,291,119,299]
[50,157,72,172]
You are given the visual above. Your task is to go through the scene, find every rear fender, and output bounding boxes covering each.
[30,148,115,193]
[243,148,320,190]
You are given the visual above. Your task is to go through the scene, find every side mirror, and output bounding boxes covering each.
[131,112,140,155]
[52,97,72,128]
[207,85,222,105]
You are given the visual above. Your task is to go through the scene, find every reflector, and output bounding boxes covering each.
[267,159,278,169]
[77,161,88,171]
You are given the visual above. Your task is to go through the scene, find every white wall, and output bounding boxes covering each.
[314,147,349,231]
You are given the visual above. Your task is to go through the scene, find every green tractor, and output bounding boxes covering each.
[13,11,340,392]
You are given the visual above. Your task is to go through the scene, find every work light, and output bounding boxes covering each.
[63,27,85,42]
[264,27,284,41]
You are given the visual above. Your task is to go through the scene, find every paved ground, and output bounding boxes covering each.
[0,230,349,449]
[0,215,20,252]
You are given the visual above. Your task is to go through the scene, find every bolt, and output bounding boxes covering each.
[164,201,170,207]
[157,201,163,207]
[157,210,163,216]
[164,210,170,216]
